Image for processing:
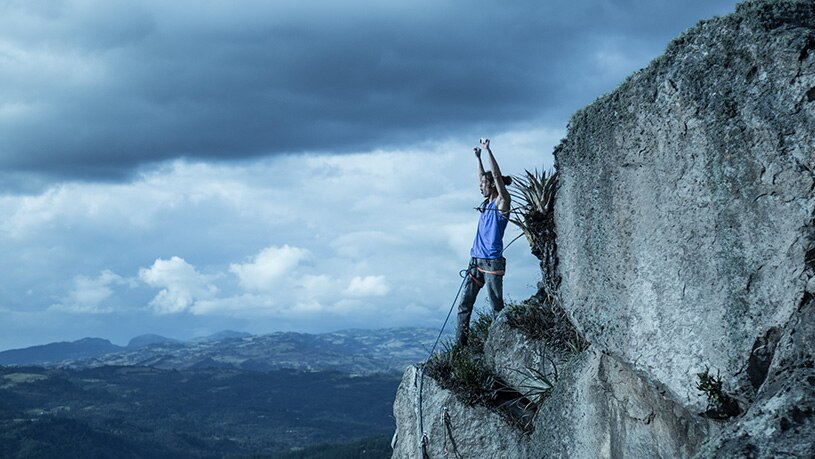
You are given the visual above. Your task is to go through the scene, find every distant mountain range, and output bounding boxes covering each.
[0,328,440,456]
[0,338,123,367]
[0,330,245,367]
[0,328,443,374]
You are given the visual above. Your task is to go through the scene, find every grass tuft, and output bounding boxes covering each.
[504,291,588,354]
[424,312,537,432]
[696,366,741,420]
[425,312,495,406]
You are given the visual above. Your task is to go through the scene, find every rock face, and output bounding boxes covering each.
[556,0,815,413]
[696,297,815,457]
[392,316,714,458]
[392,1,815,457]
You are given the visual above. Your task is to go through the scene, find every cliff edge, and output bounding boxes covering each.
[393,0,815,457]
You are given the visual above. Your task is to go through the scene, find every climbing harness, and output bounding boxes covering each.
[467,269,484,288]
[417,366,431,459]
[476,266,505,276]
[467,261,508,288]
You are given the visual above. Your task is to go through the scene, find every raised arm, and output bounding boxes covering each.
[481,139,511,214]
[474,146,485,183]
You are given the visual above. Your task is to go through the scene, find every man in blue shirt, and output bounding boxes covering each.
[455,138,512,347]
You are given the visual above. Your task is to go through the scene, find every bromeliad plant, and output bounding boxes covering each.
[509,364,557,406]
[509,168,559,295]
[509,168,558,262]
[491,361,558,433]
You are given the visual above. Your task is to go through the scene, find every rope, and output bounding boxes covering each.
[442,407,463,459]
[426,271,468,360]
[503,231,525,252]
[417,366,426,457]
[416,268,467,458]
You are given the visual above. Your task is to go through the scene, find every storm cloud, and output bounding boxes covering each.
[0,0,739,183]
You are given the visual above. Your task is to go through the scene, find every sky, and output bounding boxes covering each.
[0,0,743,350]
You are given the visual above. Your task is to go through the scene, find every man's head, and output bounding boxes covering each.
[480,173,495,198]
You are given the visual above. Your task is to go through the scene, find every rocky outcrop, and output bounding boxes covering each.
[392,1,815,457]
[392,317,714,458]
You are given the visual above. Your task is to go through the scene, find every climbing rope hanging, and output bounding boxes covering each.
[416,269,467,457]
[442,406,463,459]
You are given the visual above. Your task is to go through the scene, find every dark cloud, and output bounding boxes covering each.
[0,0,740,183]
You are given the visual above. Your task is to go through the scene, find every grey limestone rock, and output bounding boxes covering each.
[695,297,815,457]
[391,317,712,458]
[392,1,815,457]
[528,349,711,459]
[555,0,815,412]
[391,364,530,459]
[483,314,566,392]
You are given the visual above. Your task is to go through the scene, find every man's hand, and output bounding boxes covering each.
[473,147,481,158]
[480,138,490,150]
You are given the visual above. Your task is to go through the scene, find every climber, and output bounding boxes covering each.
[455,138,512,347]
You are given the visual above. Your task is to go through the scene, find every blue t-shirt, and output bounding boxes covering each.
[470,199,509,259]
